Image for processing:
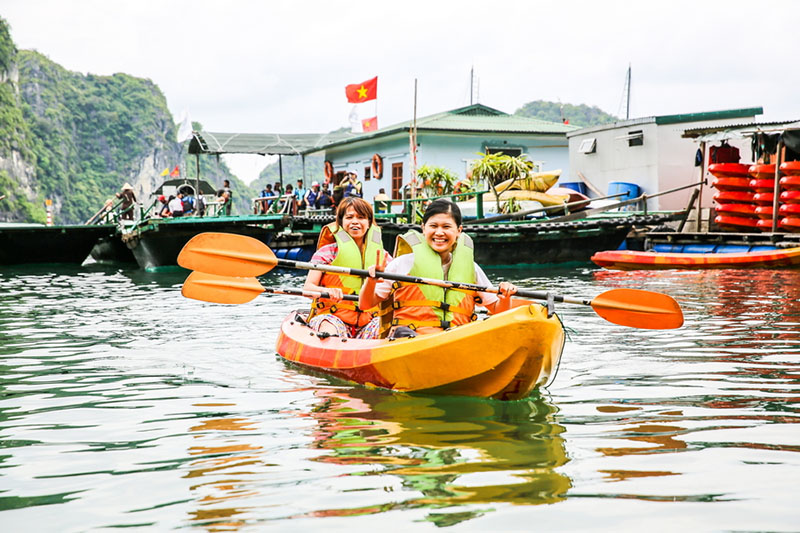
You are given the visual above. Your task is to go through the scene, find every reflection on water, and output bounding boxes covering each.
[297,389,570,524]
[1,265,800,530]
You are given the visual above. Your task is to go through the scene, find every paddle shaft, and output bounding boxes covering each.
[263,286,359,302]
[273,256,578,303]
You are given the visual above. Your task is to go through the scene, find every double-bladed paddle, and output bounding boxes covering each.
[177,232,684,330]
[182,270,359,305]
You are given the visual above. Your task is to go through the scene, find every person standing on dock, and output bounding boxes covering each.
[168,193,185,217]
[115,183,137,221]
[217,179,233,216]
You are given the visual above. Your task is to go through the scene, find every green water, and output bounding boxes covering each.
[1,264,799,531]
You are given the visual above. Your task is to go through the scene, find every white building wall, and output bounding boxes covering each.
[570,115,758,210]
[326,132,570,204]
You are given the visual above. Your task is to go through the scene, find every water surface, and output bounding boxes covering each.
[1,264,799,531]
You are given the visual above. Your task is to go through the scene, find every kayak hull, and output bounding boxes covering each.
[591,247,800,270]
[276,304,565,400]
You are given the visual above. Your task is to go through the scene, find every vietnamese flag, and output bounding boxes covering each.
[361,117,378,132]
[345,76,377,103]
[169,165,180,177]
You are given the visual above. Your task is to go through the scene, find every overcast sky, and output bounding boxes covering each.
[4,0,800,182]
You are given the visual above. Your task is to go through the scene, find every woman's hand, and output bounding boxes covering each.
[324,287,344,302]
[498,281,518,300]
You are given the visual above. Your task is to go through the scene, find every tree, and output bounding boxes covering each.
[470,152,534,213]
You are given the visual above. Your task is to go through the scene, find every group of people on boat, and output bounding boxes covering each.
[303,196,518,340]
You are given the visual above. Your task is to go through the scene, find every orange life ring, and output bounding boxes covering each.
[371,154,383,179]
[324,160,334,180]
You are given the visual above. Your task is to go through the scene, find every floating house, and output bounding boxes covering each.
[566,107,763,211]
[304,103,578,200]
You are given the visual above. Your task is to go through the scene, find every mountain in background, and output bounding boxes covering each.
[1,16,621,224]
[514,100,618,127]
[0,16,250,224]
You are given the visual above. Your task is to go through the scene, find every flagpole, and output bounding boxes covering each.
[410,78,418,202]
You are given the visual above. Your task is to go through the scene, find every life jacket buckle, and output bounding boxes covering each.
[330,305,337,313]
[392,300,401,309]
[440,320,451,330]
[440,302,450,311]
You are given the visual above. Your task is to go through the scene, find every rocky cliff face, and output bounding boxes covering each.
[0,20,40,222]
[16,50,184,224]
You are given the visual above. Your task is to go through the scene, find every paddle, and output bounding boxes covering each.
[178,232,684,329]
[182,271,361,305]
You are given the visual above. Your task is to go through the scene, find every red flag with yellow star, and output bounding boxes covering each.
[361,116,378,132]
[345,76,377,103]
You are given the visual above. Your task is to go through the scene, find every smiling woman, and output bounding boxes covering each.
[302,197,391,339]
[359,198,519,337]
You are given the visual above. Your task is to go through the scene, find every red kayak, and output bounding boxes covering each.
[754,205,774,219]
[780,189,800,203]
[780,217,800,232]
[748,163,776,179]
[713,191,755,203]
[591,247,800,270]
[713,177,753,191]
[708,163,750,178]
[753,192,775,205]
[779,175,800,190]
[716,203,757,217]
[756,219,776,232]
[780,161,800,176]
[714,214,760,229]
[780,203,800,216]
[749,178,775,192]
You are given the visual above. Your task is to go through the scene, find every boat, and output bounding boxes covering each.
[780,161,800,176]
[0,223,115,265]
[707,163,750,177]
[591,246,800,270]
[748,163,776,179]
[275,303,565,401]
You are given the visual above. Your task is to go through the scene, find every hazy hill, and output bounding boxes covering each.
[514,100,618,127]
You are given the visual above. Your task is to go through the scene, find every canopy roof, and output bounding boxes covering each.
[188,131,355,156]
[154,179,218,195]
[187,104,576,158]
[682,120,800,142]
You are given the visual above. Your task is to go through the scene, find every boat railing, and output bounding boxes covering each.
[374,189,490,223]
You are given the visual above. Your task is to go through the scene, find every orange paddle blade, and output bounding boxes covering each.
[590,288,683,329]
[182,271,264,304]
[177,232,277,277]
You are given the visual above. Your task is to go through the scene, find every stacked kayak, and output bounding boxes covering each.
[710,163,759,230]
[591,246,800,270]
[778,161,800,232]
[276,303,565,401]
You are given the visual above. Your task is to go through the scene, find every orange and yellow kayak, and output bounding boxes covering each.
[276,304,565,401]
[592,247,800,270]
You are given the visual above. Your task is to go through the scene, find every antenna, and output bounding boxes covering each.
[470,65,474,105]
[625,63,631,119]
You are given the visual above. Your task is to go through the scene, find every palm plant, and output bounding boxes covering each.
[470,152,534,213]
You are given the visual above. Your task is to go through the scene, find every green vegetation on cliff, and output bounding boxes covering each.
[515,100,618,128]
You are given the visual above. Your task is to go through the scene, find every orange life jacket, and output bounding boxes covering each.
[310,222,385,328]
[385,230,478,334]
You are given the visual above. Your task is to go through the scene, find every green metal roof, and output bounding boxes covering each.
[188,131,356,156]
[567,107,764,137]
[304,104,579,154]
[654,107,763,125]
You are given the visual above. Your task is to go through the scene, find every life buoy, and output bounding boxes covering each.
[371,154,383,179]
[324,160,334,180]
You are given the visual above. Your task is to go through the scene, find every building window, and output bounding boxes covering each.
[579,138,597,154]
[364,166,371,181]
[391,163,403,200]
[486,147,523,157]
[627,130,644,147]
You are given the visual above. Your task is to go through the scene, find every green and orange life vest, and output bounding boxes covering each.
[309,222,385,328]
[385,230,478,334]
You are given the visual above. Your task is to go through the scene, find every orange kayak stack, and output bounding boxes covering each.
[709,163,759,230]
